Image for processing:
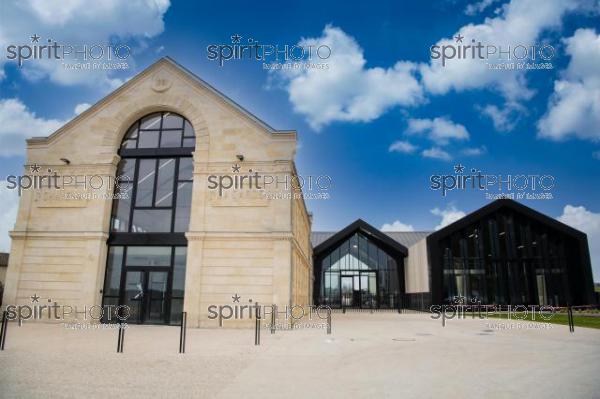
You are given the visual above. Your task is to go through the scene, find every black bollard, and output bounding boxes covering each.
[0,310,8,350]
[254,303,261,345]
[567,305,575,333]
[327,309,331,335]
[270,305,276,334]
[117,322,125,353]
[179,311,187,353]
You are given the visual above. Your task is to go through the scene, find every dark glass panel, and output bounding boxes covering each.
[172,247,187,297]
[117,158,135,183]
[358,234,368,267]
[174,182,192,232]
[123,271,144,323]
[155,159,175,207]
[103,247,123,296]
[162,113,184,129]
[178,158,193,180]
[138,130,160,148]
[182,137,196,148]
[349,234,359,269]
[135,159,156,206]
[170,299,184,324]
[111,182,132,232]
[160,130,182,148]
[124,124,139,139]
[183,120,194,136]
[121,139,137,149]
[145,271,168,323]
[131,209,172,232]
[330,247,340,270]
[126,246,171,267]
[139,113,162,129]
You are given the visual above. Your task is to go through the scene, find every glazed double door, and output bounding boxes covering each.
[123,269,169,324]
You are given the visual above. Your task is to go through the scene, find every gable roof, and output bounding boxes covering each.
[427,198,587,242]
[312,219,410,257]
[28,56,296,144]
[312,231,430,249]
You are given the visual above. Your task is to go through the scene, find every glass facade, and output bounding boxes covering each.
[318,232,401,308]
[102,246,187,324]
[102,112,194,324]
[438,209,574,306]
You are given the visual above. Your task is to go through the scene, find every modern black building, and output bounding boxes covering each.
[312,199,596,309]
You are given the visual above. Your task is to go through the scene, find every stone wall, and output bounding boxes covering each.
[2,58,312,328]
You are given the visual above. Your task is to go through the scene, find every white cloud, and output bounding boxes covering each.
[420,0,583,101]
[389,140,418,154]
[537,28,600,142]
[558,204,600,281]
[479,102,526,132]
[465,0,501,15]
[273,2,595,131]
[406,117,469,145]
[274,25,423,130]
[0,181,19,252]
[461,146,487,156]
[0,98,65,156]
[74,103,91,115]
[431,205,467,230]
[422,147,452,161]
[0,0,170,88]
[381,220,415,232]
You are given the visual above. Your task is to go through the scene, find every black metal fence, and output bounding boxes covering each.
[322,292,432,313]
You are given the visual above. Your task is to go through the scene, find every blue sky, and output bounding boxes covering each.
[0,0,599,280]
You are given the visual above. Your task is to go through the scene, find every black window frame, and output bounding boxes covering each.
[103,112,196,325]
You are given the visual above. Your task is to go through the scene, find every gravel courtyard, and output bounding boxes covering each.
[0,312,599,399]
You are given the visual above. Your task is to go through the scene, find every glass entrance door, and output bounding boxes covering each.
[360,271,377,308]
[341,276,354,307]
[340,272,378,308]
[123,270,169,324]
[123,271,144,323]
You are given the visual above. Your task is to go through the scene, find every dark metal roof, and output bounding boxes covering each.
[311,229,431,249]
[427,198,587,242]
[312,219,411,257]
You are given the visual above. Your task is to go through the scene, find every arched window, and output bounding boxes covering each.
[110,112,195,233]
[102,112,195,325]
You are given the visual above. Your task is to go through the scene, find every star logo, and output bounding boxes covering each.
[231,34,242,44]
[30,163,41,173]
[30,34,40,43]
[30,293,40,303]
[454,164,465,174]
[232,293,241,303]
[232,164,241,173]
[454,34,464,43]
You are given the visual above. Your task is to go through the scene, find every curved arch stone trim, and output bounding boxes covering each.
[101,93,210,151]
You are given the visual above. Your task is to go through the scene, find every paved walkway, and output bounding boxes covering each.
[0,313,598,398]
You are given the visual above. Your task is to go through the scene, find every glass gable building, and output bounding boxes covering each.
[427,200,595,307]
[313,220,408,309]
[313,200,596,310]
